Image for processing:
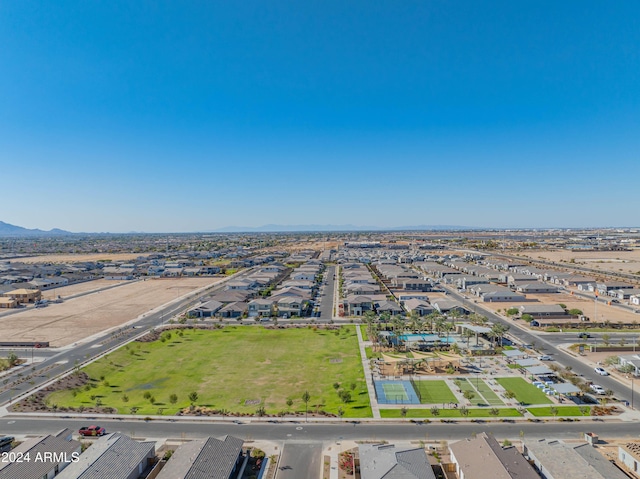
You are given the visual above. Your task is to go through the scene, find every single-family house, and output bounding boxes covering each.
[619,442,640,477]
[515,283,559,294]
[524,439,629,479]
[0,428,81,479]
[156,436,245,479]
[1,288,41,304]
[375,300,403,316]
[404,299,434,316]
[277,297,307,317]
[247,298,276,317]
[344,295,375,316]
[449,432,538,479]
[188,300,224,318]
[56,433,155,479]
[359,443,435,479]
[217,301,247,319]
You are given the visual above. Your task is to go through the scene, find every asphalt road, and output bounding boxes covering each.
[444,287,637,405]
[277,443,321,479]
[1,416,639,443]
[318,265,336,320]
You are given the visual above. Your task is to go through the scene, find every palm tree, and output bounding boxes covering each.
[407,311,420,332]
[426,311,442,333]
[391,316,404,350]
[462,328,474,348]
[434,316,447,338]
[443,321,456,349]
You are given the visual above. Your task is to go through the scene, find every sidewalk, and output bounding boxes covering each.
[355,325,380,418]
[323,440,358,479]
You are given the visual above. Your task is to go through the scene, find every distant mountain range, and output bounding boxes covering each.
[211,224,477,233]
[0,220,481,236]
[0,221,72,237]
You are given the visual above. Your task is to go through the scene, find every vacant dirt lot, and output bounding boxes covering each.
[40,279,129,299]
[16,253,149,263]
[480,291,639,325]
[0,277,222,347]
[520,249,640,276]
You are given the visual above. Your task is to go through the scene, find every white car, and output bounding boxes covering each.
[538,355,552,361]
[594,367,609,376]
[590,384,606,395]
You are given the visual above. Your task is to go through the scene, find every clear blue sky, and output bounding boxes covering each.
[1,1,639,232]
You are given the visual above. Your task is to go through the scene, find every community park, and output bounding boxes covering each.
[16,323,622,422]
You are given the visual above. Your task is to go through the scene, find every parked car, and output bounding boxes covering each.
[78,425,106,436]
[590,384,606,395]
[538,355,552,361]
[594,367,609,376]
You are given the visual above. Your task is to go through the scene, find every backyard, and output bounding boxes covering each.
[46,326,371,417]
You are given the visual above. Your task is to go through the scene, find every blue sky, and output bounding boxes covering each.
[1,1,639,232]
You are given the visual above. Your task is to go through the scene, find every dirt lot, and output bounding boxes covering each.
[479,292,640,325]
[520,249,640,276]
[15,253,149,263]
[0,277,222,347]
[39,279,129,299]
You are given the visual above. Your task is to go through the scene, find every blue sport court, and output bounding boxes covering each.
[374,380,421,404]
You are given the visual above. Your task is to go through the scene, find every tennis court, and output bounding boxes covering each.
[374,380,421,404]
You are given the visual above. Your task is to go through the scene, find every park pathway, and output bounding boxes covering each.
[356,325,381,418]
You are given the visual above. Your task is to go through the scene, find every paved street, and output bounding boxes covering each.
[277,443,321,478]
[318,265,336,320]
[1,416,639,443]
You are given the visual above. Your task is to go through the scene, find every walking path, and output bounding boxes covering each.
[356,325,380,418]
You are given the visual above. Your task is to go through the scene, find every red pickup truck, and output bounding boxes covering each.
[78,425,106,436]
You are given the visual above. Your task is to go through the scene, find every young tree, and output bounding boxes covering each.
[430,406,440,417]
[489,408,500,418]
[169,394,178,405]
[463,390,475,403]
[302,391,311,421]
[459,406,470,418]
[188,391,198,404]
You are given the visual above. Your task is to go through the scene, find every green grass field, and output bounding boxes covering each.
[380,408,522,418]
[47,326,371,417]
[475,380,504,406]
[527,406,591,417]
[413,380,457,404]
[495,377,552,405]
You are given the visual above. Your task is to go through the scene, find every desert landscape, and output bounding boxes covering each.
[0,277,222,347]
[15,253,150,263]
[520,249,640,277]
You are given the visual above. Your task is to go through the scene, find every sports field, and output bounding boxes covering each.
[496,377,553,405]
[46,326,371,417]
[383,383,409,401]
[412,380,457,404]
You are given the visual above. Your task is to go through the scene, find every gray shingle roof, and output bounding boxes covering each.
[359,444,435,479]
[0,429,81,479]
[56,433,155,479]
[156,435,244,479]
